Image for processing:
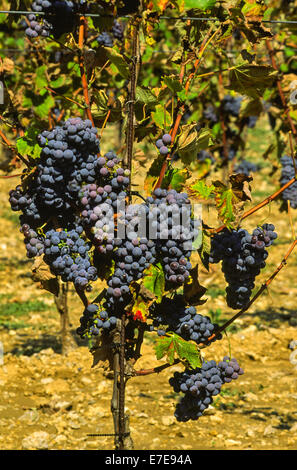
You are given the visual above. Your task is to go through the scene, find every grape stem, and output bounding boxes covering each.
[78,15,95,127]
[133,359,181,376]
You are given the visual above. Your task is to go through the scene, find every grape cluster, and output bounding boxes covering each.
[20,224,45,258]
[279,155,297,208]
[218,356,244,383]
[9,184,37,217]
[149,295,222,345]
[78,153,130,253]
[105,235,157,314]
[146,188,198,287]
[97,20,124,47]
[209,224,277,309]
[203,104,218,124]
[155,133,172,156]
[222,95,243,117]
[9,118,200,344]
[234,160,259,176]
[25,1,82,39]
[169,357,244,421]
[22,117,99,227]
[77,303,118,338]
[244,115,258,128]
[197,150,215,164]
[43,227,97,289]
[97,31,114,48]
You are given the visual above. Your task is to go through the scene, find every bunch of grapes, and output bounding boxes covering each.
[97,20,124,47]
[243,115,258,128]
[25,1,83,39]
[43,227,97,289]
[221,95,243,117]
[197,150,215,165]
[203,104,218,124]
[77,303,118,338]
[218,356,244,383]
[20,224,45,258]
[169,357,244,421]
[209,224,277,309]
[9,183,42,226]
[105,232,157,313]
[78,153,130,254]
[149,295,222,345]
[155,133,172,156]
[234,160,259,176]
[97,31,114,47]
[279,155,297,208]
[10,118,100,231]
[146,188,198,288]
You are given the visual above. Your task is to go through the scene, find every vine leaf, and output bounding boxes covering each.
[190,180,216,200]
[126,264,165,321]
[212,174,252,229]
[104,47,130,79]
[185,0,216,9]
[198,228,211,271]
[212,182,239,229]
[144,155,164,195]
[227,64,277,98]
[151,104,172,129]
[141,263,165,304]
[16,128,42,161]
[163,165,190,191]
[162,75,183,94]
[155,333,202,369]
[176,125,213,164]
[31,256,59,296]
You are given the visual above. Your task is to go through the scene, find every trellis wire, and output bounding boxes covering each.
[1,10,297,24]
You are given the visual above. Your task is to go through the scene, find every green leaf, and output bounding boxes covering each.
[214,186,237,229]
[35,94,55,119]
[49,76,69,89]
[185,0,216,9]
[190,180,215,200]
[155,333,202,369]
[144,155,164,195]
[169,168,190,191]
[16,128,42,160]
[35,65,48,91]
[176,125,213,164]
[136,86,158,107]
[227,65,277,98]
[162,75,183,93]
[104,47,130,79]
[151,104,172,129]
[198,229,211,271]
[141,263,165,304]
